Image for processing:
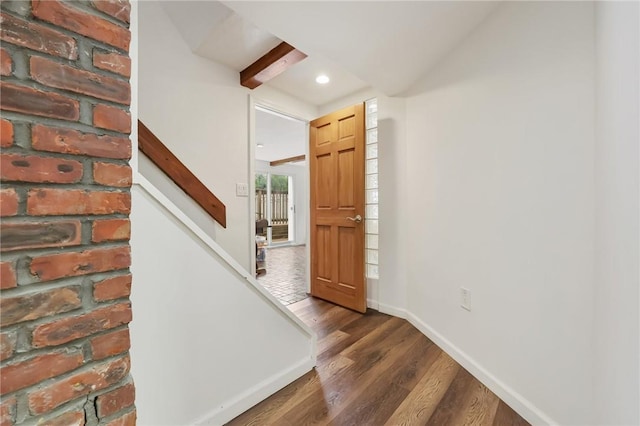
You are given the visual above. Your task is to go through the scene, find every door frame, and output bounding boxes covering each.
[248,96,311,290]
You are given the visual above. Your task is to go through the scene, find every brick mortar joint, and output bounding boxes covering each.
[28,265,132,285]
[1,75,132,113]
[1,274,131,312]
[0,276,85,297]
[0,47,130,87]
[0,213,131,225]
[0,328,132,374]
[3,182,132,191]
[0,112,133,139]
[23,49,132,83]
[0,184,133,195]
[1,296,131,329]
[0,321,131,360]
[0,149,127,165]
[0,344,84,367]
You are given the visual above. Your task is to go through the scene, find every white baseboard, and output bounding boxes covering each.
[367,298,379,310]
[378,302,407,319]
[406,312,556,426]
[192,357,315,426]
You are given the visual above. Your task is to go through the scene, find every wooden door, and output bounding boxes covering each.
[309,104,366,313]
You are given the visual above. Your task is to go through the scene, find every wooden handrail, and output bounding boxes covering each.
[138,120,226,228]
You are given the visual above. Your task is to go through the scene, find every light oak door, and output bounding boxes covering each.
[309,104,366,313]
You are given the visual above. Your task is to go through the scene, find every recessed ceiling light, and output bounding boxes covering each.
[257,143,264,148]
[315,74,330,84]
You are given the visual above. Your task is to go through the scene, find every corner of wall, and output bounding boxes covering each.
[593,2,640,424]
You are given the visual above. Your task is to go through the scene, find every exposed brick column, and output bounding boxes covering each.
[0,1,135,424]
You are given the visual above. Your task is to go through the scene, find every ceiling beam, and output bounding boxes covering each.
[270,154,306,167]
[240,42,307,89]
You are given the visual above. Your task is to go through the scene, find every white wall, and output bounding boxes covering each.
[404,2,596,424]
[317,88,378,117]
[255,160,308,246]
[138,154,217,240]
[253,86,318,121]
[138,2,316,270]
[377,96,408,317]
[594,2,640,424]
[130,183,314,425]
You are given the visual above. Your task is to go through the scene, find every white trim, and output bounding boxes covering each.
[191,357,315,426]
[366,298,379,310]
[248,96,257,277]
[251,98,311,124]
[133,175,316,343]
[129,0,139,174]
[406,311,556,426]
[378,302,407,319]
[255,104,307,124]
[304,121,311,294]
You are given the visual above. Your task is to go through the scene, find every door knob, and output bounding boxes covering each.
[346,214,362,223]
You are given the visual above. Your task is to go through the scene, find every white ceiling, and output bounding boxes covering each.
[163,1,500,106]
[224,1,500,98]
[162,1,370,106]
[255,108,307,164]
[266,54,369,107]
[161,1,501,162]
[162,1,281,71]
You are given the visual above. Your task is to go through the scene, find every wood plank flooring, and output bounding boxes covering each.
[226,297,529,426]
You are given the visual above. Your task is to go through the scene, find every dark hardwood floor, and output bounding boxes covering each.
[227,297,530,426]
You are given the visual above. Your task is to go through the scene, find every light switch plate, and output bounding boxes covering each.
[460,287,471,311]
[236,183,249,197]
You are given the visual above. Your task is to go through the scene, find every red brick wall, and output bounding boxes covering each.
[0,1,135,424]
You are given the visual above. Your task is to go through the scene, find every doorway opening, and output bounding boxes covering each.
[253,105,309,306]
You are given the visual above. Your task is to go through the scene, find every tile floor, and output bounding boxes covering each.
[257,245,308,306]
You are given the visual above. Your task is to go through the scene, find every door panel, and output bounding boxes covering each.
[310,104,366,313]
[338,149,355,208]
[316,122,332,146]
[338,116,355,140]
[316,154,333,208]
[338,227,356,287]
[316,225,332,280]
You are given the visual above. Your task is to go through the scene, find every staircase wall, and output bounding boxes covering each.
[129,180,314,425]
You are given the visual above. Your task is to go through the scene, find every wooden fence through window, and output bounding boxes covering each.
[255,190,289,225]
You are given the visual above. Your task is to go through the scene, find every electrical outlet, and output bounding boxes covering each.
[460,287,471,311]
[236,183,249,197]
